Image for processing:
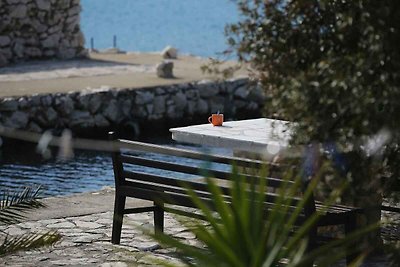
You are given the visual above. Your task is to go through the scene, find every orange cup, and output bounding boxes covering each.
[208,114,224,126]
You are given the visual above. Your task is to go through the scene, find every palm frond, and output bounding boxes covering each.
[150,163,377,267]
[0,186,44,225]
[0,231,61,256]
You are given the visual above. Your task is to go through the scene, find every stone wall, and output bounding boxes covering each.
[0,0,86,67]
[0,78,265,137]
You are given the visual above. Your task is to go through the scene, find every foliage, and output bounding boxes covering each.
[151,167,377,267]
[224,0,400,202]
[0,187,61,256]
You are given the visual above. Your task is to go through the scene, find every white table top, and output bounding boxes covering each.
[170,118,293,157]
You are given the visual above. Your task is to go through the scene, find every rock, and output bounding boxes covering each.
[0,35,11,47]
[0,52,8,67]
[248,85,265,103]
[153,95,166,114]
[41,34,61,48]
[44,107,58,124]
[4,111,29,129]
[134,91,154,105]
[247,101,258,110]
[161,45,178,59]
[210,97,225,113]
[28,121,42,133]
[186,100,196,115]
[166,104,179,119]
[44,49,56,57]
[74,221,103,229]
[131,105,147,118]
[172,92,187,111]
[93,114,110,128]
[68,5,81,17]
[55,96,75,116]
[24,47,42,57]
[146,103,154,114]
[13,41,24,58]
[156,61,174,78]
[48,24,62,35]
[31,19,47,33]
[121,99,132,117]
[69,111,94,128]
[0,98,18,111]
[1,47,12,60]
[185,89,199,100]
[41,95,53,106]
[88,94,103,114]
[58,48,76,59]
[155,87,166,95]
[47,221,75,229]
[10,5,27,19]
[29,95,42,106]
[6,0,25,4]
[102,99,120,123]
[234,100,247,109]
[196,99,209,114]
[18,97,28,108]
[198,81,219,97]
[234,85,249,99]
[36,0,51,11]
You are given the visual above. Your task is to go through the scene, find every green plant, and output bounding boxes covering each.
[150,166,377,267]
[215,1,400,252]
[0,186,61,256]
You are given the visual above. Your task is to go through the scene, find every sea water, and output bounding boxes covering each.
[80,0,239,57]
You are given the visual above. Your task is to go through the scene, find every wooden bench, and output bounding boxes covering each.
[109,133,363,260]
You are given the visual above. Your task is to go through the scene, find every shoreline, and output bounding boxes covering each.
[0,51,247,98]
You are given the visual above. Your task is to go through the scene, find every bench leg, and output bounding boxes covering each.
[345,215,358,266]
[111,194,126,244]
[154,202,164,234]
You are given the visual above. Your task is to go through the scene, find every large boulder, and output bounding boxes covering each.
[156,61,174,78]
[161,46,178,59]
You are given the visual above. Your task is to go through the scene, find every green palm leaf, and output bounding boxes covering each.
[0,231,61,256]
[0,186,61,256]
[0,186,44,225]
[150,164,377,267]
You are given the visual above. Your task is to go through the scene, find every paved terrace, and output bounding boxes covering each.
[0,188,395,266]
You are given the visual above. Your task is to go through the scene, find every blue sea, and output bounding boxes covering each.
[81,0,239,57]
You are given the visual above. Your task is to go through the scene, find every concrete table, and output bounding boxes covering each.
[170,118,293,159]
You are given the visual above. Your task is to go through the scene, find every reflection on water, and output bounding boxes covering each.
[0,137,232,197]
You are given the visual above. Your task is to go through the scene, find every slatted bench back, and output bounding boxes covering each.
[111,138,314,216]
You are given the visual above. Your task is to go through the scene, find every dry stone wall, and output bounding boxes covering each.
[0,78,265,137]
[0,0,86,67]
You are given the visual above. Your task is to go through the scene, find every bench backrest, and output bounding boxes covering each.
[110,134,316,219]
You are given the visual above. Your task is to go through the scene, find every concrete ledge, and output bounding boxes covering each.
[26,187,151,221]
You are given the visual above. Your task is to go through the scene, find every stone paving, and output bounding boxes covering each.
[0,206,397,266]
[0,211,190,266]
